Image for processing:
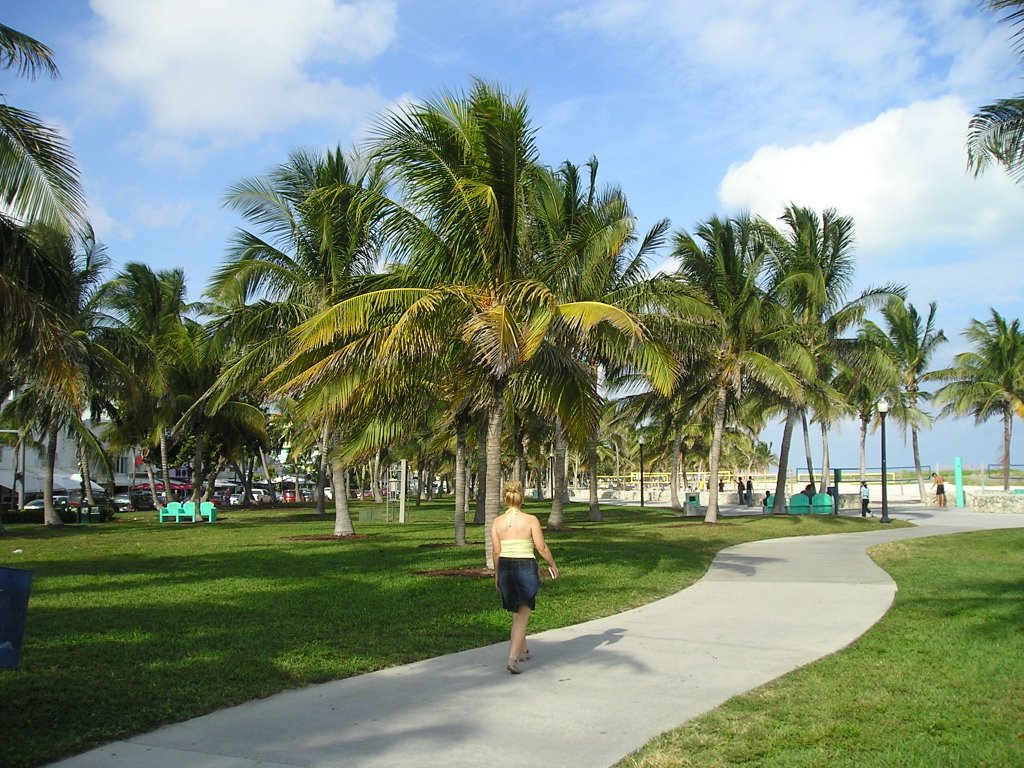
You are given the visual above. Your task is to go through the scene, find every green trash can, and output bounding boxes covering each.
[684,492,701,515]
[358,507,378,523]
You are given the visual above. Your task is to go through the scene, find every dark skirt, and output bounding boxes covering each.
[497,557,540,612]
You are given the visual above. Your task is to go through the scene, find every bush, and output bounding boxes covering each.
[1,505,113,524]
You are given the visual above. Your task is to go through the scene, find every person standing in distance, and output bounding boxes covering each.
[492,480,559,674]
[931,472,946,507]
[860,481,872,517]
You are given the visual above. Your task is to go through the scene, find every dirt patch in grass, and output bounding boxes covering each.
[418,567,492,578]
[284,534,377,541]
[417,541,481,549]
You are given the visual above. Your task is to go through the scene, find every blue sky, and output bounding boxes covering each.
[5,0,1023,472]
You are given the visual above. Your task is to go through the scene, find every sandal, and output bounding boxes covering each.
[518,649,530,662]
[506,659,521,674]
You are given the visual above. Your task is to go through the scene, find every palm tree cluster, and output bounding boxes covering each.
[4,28,1023,544]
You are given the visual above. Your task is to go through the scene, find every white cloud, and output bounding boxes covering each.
[718,96,1024,332]
[556,0,1018,141]
[87,201,133,242]
[84,0,396,150]
[719,97,1024,255]
[131,200,191,229]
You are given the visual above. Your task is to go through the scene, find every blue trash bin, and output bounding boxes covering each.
[0,566,33,669]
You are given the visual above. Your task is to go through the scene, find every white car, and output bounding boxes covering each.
[229,493,245,506]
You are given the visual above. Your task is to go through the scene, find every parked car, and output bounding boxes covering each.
[113,493,134,513]
[129,490,156,510]
[68,490,107,508]
[24,495,69,510]
[282,490,297,503]
[229,493,245,506]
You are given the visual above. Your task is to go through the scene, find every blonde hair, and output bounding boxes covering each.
[503,480,525,509]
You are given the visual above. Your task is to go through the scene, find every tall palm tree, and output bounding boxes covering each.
[102,263,197,508]
[864,298,946,500]
[672,214,808,522]
[765,205,901,501]
[206,146,385,536]
[968,2,1024,183]
[930,309,1024,490]
[276,82,665,566]
[530,158,677,524]
[2,225,120,524]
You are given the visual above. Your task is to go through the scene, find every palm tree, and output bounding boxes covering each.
[102,263,197,508]
[2,225,120,524]
[275,82,665,566]
[672,214,808,522]
[764,205,901,502]
[206,146,385,536]
[530,158,677,524]
[930,309,1024,490]
[968,2,1024,183]
[865,298,946,500]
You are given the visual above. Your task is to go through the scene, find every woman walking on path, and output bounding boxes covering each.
[492,480,559,674]
[860,481,872,517]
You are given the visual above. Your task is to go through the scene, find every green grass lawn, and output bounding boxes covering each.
[0,501,873,768]
[617,528,1024,768]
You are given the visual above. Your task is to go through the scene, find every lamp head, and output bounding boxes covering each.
[877,397,890,414]
[638,435,645,445]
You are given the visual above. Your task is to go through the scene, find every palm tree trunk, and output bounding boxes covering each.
[772,407,798,514]
[483,381,505,570]
[315,422,329,515]
[191,434,203,519]
[331,463,355,536]
[819,422,830,494]
[145,463,160,508]
[1002,407,1012,491]
[454,419,467,545]
[474,414,487,525]
[670,426,682,510]
[159,429,172,510]
[78,440,97,507]
[911,427,926,502]
[705,385,728,524]
[203,457,223,501]
[371,449,383,503]
[588,429,601,522]
[258,447,278,503]
[548,418,567,528]
[859,413,868,481]
[42,420,63,526]
[801,409,815,487]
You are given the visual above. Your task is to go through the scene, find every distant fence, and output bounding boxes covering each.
[986,464,1024,481]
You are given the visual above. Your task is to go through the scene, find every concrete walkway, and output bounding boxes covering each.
[50,506,1024,768]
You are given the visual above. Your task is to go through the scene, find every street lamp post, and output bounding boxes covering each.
[878,397,891,524]
[638,435,646,508]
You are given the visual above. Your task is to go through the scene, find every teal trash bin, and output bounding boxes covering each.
[684,492,701,514]
[0,566,33,669]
